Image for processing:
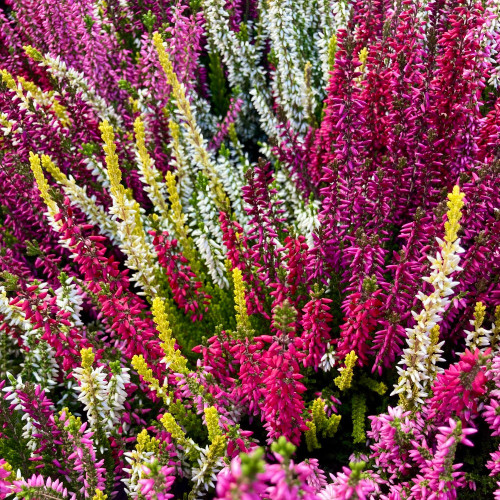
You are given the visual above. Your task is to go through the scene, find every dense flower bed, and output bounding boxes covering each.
[0,0,499,498]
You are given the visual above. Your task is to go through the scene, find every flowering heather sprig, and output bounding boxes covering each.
[8,278,88,371]
[259,301,307,445]
[427,348,490,424]
[152,32,228,210]
[242,161,286,288]
[122,429,161,497]
[335,351,357,391]
[319,461,380,500]
[266,0,308,135]
[464,301,492,352]
[309,29,368,280]
[138,461,175,500]
[188,172,229,288]
[73,347,111,440]
[410,419,476,499]
[152,296,188,375]
[219,211,267,316]
[336,281,383,367]
[300,286,333,370]
[61,415,107,498]
[13,473,73,499]
[152,231,210,322]
[100,120,158,298]
[232,267,252,338]
[202,0,278,137]
[3,378,62,463]
[393,186,466,408]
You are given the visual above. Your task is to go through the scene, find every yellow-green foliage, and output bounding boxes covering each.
[335,351,357,391]
[352,393,367,444]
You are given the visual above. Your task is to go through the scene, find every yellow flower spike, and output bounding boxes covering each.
[429,325,440,348]
[99,120,122,197]
[41,154,66,184]
[24,45,43,62]
[305,421,320,452]
[334,351,357,391]
[164,171,199,273]
[135,429,149,453]
[165,171,187,234]
[152,297,188,374]
[473,302,486,330]
[80,347,95,369]
[204,406,221,442]
[233,268,251,337]
[0,69,17,92]
[131,354,169,403]
[426,325,441,380]
[134,117,149,159]
[492,306,500,349]
[444,185,465,244]
[153,32,228,210]
[161,412,186,442]
[146,435,160,454]
[29,152,58,216]
[466,302,492,352]
[168,119,181,145]
[132,200,146,237]
[92,490,107,500]
[311,398,328,432]
[129,97,139,113]
[227,122,239,149]
[207,434,227,461]
[358,47,369,74]
[328,34,338,71]
[51,100,71,128]
[135,429,159,455]
[17,76,41,98]
[100,120,157,297]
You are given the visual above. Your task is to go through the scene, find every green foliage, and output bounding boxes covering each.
[84,14,95,33]
[0,271,19,292]
[142,10,157,33]
[118,79,139,99]
[240,447,265,479]
[271,436,296,460]
[352,393,367,444]
[170,399,208,444]
[208,48,229,118]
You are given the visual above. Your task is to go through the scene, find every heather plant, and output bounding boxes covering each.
[0,0,499,498]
